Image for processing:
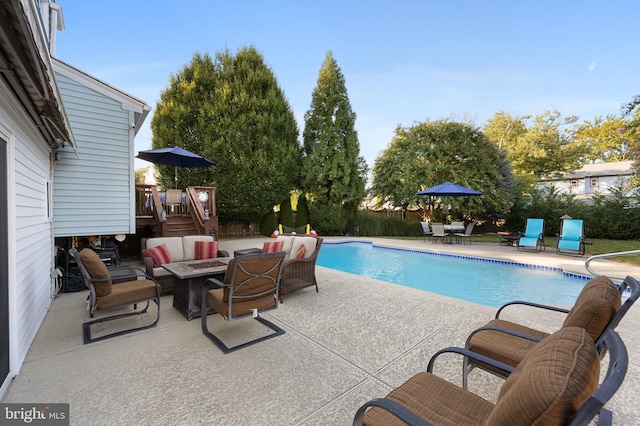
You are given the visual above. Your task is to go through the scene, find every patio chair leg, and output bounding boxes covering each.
[202,313,285,354]
[83,300,159,344]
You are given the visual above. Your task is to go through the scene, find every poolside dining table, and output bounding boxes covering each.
[444,224,464,232]
[440,224,464,243]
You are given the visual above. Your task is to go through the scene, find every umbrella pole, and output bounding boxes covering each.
[174,166,178,189]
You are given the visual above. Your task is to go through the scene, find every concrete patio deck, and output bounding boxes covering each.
[3,237,640,425]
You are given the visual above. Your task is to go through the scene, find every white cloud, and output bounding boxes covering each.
[588,61,598,72]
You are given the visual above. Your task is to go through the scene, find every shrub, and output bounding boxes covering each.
[296,194,310,227]
[260,209,277,236]
[279,197,294,227]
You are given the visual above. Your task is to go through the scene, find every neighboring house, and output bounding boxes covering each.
[538,160,636,203]
[0,0,149,398]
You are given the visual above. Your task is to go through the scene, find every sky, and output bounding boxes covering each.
[54,1,640,170]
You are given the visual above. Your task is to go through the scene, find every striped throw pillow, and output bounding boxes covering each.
[262,241,284,253]
[194,240,218,260]
[142,244,172,267]
[294,244,306,259]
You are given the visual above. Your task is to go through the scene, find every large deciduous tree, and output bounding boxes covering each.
[573,115,637,163]
[483,110,584,184]
[151,48,301,222]
[371,119,515,222]
[302,51,367,234]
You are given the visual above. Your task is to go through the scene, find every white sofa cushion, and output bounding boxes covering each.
[290,236,317,259]
[146,237,185,262]
[275,235,295,257]
[182,235,214,261]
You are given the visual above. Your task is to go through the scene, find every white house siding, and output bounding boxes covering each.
[53,72,135,237]
[14,137,53,360]
[0,79,54,384]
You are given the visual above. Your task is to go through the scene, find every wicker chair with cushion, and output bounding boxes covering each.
[463,275,639,388]
[201,251,286,353]
[69,248,160,344]
[354,327,628,426]
[277,237,323,302]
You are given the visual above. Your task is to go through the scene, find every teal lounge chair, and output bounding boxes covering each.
[557,219,591,256]
[517,218,545,251]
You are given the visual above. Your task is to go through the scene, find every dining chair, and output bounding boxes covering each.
[430,223,449,243]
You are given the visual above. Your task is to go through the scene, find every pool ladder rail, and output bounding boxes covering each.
[585,249,640,282]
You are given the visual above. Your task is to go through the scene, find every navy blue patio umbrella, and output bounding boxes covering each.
[136,146,214,188]
[417,181,483,220]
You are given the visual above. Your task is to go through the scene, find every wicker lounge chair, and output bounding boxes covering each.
[69,248,160,344]
[463,275,639,388]
[201,251,286,353]
[354,327,627,426]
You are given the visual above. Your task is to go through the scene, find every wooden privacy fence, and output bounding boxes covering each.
[218,221,262,238]
[362,210,425,222]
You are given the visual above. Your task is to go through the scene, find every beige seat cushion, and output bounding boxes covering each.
[290,236,317,259]
[182,235,214,261]
[275,236,295,257]
[79,249,112,297]
[146,237,185,262]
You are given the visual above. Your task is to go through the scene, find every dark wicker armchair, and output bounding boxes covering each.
[279,237,323,302]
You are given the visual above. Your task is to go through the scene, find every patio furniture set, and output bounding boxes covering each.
[70,234,323,347]
[422,221,476,245]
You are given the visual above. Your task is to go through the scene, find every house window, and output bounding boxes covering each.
[570,180,578,189]
[590,177,599,187]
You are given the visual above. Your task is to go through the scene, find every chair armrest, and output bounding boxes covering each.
[427,346,516,376]
[353,398,433,426]
[107,267,155,283]
[204,276,227,290]
[465,325,545,347]
[495,300,569,319]
[143,255,154,275]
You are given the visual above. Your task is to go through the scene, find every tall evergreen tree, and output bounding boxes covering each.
[302,52,367,234]
[151,48,302,222]
[279,196,294,227]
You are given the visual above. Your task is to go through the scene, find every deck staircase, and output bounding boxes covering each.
[158,216,199,237]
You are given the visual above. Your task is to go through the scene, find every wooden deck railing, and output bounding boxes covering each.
[135,185,218,237]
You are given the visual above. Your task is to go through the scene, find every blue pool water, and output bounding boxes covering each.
[317,242,590,307]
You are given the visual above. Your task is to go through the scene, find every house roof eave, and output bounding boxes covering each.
[0,0,76,152]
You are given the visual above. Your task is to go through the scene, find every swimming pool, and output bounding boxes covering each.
[317,241,590,307]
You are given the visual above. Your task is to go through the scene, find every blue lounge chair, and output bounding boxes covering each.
[557,219,591,256]
[517,218,545,251]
